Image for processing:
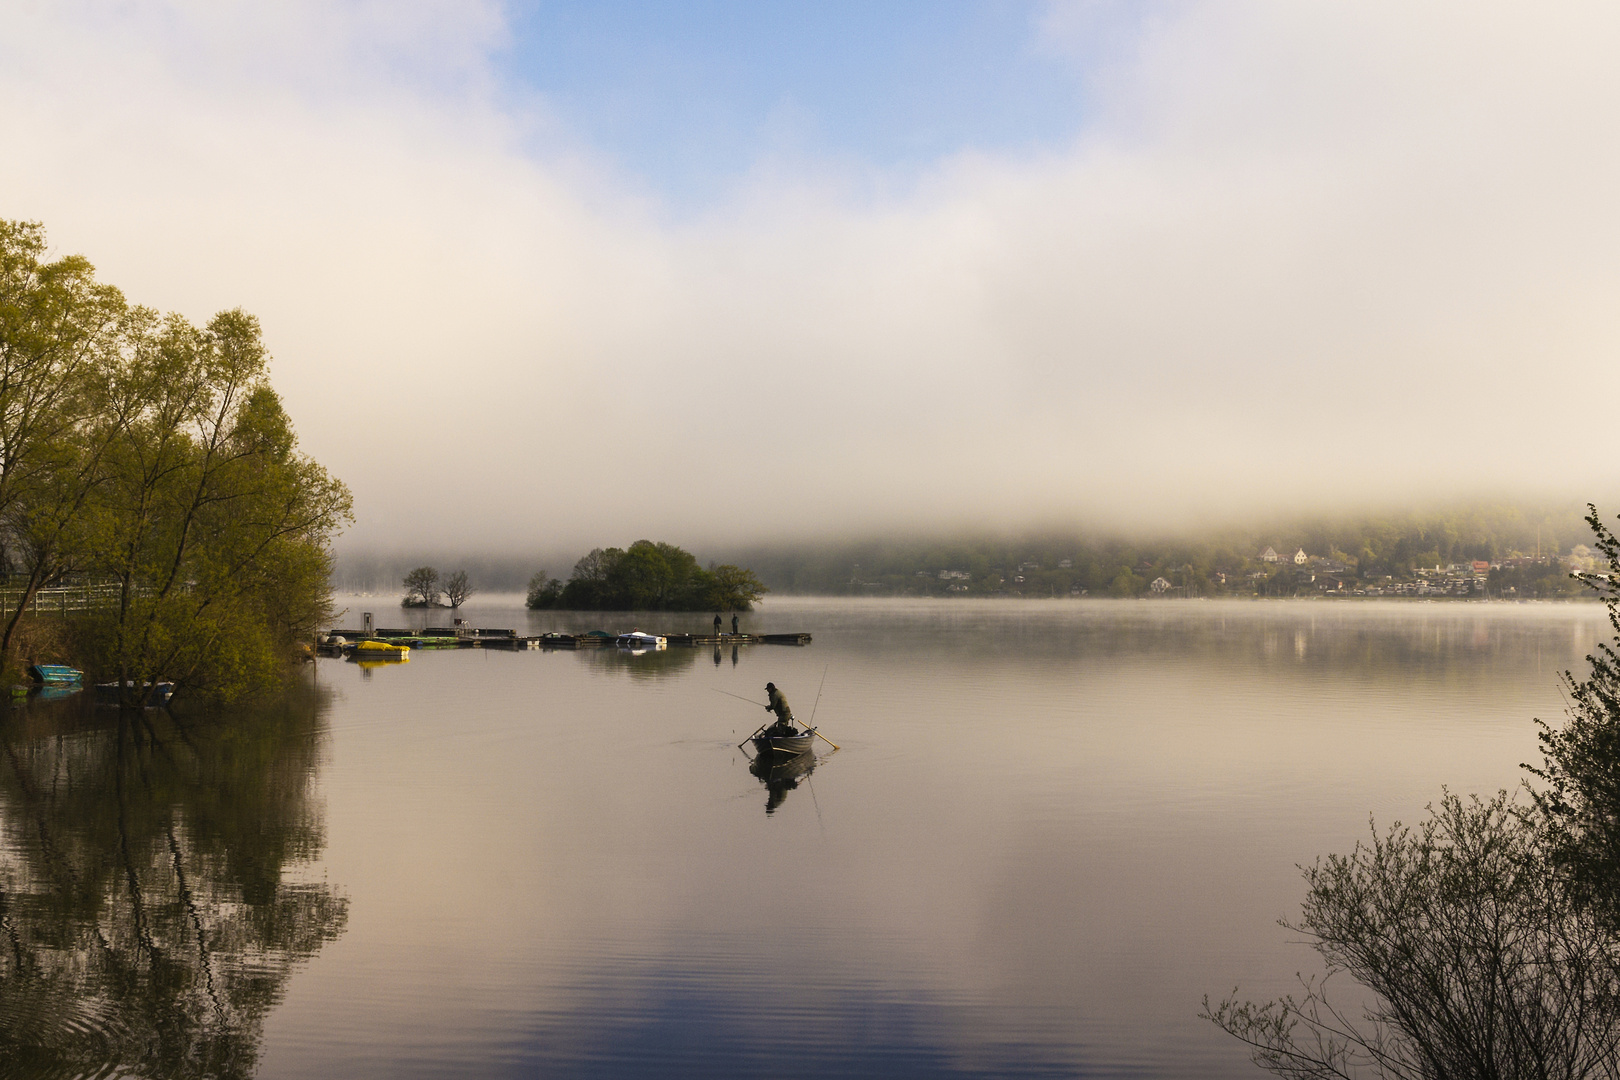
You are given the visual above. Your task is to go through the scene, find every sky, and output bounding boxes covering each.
[3,1,1620,557]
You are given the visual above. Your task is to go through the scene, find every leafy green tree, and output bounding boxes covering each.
[546,541,766,611]
[525,570,562,609]
[703,563,768,610]
[0,221,127,675]
[79,309,351,702]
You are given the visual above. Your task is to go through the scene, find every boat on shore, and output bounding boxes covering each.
[28,664,83,685]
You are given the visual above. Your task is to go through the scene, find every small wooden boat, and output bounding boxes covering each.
[94,680,175,708]
[28,663,83,685]
[751,727,817,756]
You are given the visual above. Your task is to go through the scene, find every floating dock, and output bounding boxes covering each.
[321,624,811,653]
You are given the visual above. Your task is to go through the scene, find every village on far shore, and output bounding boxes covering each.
[840,543,1597,601]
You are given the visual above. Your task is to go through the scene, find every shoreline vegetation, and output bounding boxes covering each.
[0,221,351,703]
[1205,509,1620,1069]
[524,540,766,612]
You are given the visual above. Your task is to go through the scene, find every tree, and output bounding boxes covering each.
[0,221,351,700]
[0,220,127,676]
[1204,791,1620,1079]
[703,563,768,610]
[1528,504,1620,920]
[525,570,562,609]
[547,541,767,610]
[402,566,439,607]
[443,569,472,608]
[1207,503,1620,1079]
[81,311,352,702]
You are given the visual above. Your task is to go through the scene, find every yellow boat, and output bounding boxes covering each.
[353,640,410,657]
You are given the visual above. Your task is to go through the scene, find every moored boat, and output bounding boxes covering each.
[616,631,667,651]
[352,640,410,657]
[28,663,83,685]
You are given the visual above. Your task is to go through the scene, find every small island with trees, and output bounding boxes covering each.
[526,540,766,611]
[401,567,473,608]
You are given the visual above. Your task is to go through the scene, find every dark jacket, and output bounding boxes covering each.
[766,687,793,721]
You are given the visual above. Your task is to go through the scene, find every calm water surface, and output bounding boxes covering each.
[0,597,1607,1077]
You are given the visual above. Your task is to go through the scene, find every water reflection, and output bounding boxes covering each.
[748,751,821,815]
[0,685,347,1079]
[584,643,703,679]
[347,653,409,678]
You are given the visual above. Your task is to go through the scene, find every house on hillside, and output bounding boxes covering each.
[1150,576,1172,594]
[1259,546,1280,563]
[1293,548,1309,565]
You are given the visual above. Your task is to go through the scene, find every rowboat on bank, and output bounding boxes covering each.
[28,664,83,685]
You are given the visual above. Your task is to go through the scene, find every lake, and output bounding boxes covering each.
[0,597,1607,1078]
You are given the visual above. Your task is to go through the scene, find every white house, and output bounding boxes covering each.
[1259,546,1280,563]
[1293,548,1308,565]
[1150,576,1172,594]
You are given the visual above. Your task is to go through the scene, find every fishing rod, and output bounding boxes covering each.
[711,687,767,707]
[806,665,839,750]
[717,687,777,749]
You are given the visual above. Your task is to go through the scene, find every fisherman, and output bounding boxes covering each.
[731,613,739,635]
[713,612,723,637]
[763,681,796,736]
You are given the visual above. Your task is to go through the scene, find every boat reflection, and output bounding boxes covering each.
[748,750,821,815]
[347,652,409,678]
[586,644,702,680]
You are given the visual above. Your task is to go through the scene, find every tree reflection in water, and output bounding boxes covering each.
[0,685,347,1079]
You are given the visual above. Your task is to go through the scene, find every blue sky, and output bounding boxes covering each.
[498,1,1093,204]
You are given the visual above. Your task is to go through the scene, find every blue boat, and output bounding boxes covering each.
[28,664,83,685]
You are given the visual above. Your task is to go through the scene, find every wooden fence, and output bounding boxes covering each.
[0,583,125,615]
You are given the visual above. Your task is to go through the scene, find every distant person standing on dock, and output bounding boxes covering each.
[713,613,723,637]
[731,613,739,635]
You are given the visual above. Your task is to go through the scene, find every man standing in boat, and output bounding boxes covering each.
[763,681,797,736]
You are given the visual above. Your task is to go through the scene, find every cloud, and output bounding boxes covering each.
[3,1,1619,556]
